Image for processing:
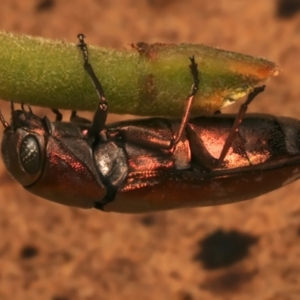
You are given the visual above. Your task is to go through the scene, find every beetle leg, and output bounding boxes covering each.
[107,124,172,150]
[77,34,108,142]
[111,56,200,151]
[51,109,63,121]
[0,110,9,128]
[10,101,15,115]
[105,57,199,151]
[70,110,92,125]
[21,103,33,115]
[170,56,199,147]
[216,85,266,165]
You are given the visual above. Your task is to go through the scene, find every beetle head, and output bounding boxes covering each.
[0,103,51,187]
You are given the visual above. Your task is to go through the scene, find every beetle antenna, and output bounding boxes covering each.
[77,33,108,142]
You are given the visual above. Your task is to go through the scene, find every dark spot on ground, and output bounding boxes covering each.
[147,0,179,10]
[108,258,137,281]
[176,290,194,300]
[48,250,73,264]
[36,0,55,11]
[20,245,39,260]
[193,229,258,269]
[140,214,156,226]
[200,269,257,294]
[169,271,182,280]
[276,0,300,18]
[52,296,69,300]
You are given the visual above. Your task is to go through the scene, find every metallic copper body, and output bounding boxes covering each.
[2,110,300,213]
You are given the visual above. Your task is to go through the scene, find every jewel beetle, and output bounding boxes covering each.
[1,34,300,213]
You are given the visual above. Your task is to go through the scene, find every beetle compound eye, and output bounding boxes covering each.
[19,135,41,175]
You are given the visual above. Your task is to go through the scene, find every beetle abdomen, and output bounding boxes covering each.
[187,114,300,170]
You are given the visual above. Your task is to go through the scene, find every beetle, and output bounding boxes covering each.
[1,34,300,213]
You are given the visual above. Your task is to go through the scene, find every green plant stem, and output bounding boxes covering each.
[0,31,278,117]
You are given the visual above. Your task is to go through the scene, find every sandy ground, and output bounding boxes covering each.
[1,1,300,299]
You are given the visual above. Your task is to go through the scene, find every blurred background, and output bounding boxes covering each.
[1,1,300,299]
